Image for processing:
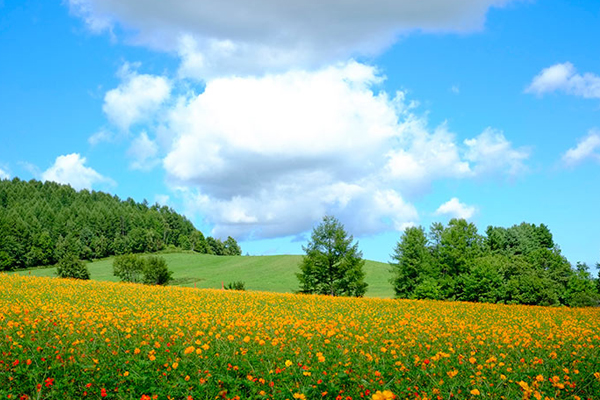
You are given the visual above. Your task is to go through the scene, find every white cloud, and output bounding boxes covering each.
[562,130,600,167]
[88,129,115,145]
[463,128,529,176]
[526,62,600,99]
[69,0,516,78]
[435,197,476,219]
[160,62,527,239]
[41,153,113,191]
[154,194,170,206]
[103,63,171,131]
[127,131,159,171]
[0,166,10,180]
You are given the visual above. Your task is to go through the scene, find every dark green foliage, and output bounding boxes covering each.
[297,216,367,297]
[0,178,238,270]
[391,219,597,307]
[224,281,246,291]
[113,254,172,285]
[565,263,599,307]
[143,256,173,285]
[56,254,90,280]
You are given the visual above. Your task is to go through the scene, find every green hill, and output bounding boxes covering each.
[16,252,395,298]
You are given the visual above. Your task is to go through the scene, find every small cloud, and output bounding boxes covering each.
[525,62,600,99]
[463,128,530,176]
[103,62,171,131]
[435,197,476,219]
[88,129,115,145]
[0,166,10,180]
[127,132,160,171]
[154,194,170,206]
[562,130,600,167]
[450,85,460,94]
[41,153,114,190]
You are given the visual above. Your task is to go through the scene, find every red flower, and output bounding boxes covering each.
[101,388,107,397]
[44,378,54,388]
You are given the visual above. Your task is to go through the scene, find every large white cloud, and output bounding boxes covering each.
[69,0,516,78]
[562,130,600,167]
[435,197,477,219]
[41,153,112,191]
[161,62,528,239]
[103,63,171,131]
[526,62,600,99]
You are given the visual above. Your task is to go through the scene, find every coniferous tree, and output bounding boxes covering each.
[297,216,367,297]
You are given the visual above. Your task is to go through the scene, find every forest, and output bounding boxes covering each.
[0,178,241,271]
[391,219,600,307]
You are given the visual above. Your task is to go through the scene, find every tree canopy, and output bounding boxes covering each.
[297,216,367,297]
[0,178,241,270]
[390,219,599,307]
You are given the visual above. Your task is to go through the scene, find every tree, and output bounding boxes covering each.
[390,226,431,298]
[297,216,367,297]
[224,236,242,256]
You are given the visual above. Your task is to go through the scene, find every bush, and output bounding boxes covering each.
[113,254,172,285]
[113,254,145,283]
[143,256,172,285]
[224,281,246,291]
[56,255,90,280]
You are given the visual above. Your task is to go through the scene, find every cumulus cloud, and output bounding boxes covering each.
[526,62,600,99]
[41,153,113,190]
[160,62,527,239]
[435,197,476,219]
[69,0,516,77]
[127,131,160,171]
[0,166,10,180]
[463,128,529,176]
[103,63,171,131]
[562,130,600,167]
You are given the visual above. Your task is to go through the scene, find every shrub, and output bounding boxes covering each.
[113,254,172,285]
[113,254,145,283]
[56,255,90,280]
[224,281,246,291]
[143,256,172,285]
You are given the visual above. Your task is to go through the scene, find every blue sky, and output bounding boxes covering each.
[1,0,599,268]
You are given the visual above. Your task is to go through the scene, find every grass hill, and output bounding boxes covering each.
[16,252,395,298]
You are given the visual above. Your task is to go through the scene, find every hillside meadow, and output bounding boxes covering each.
[14,252,395,298]
[2,274,600,400]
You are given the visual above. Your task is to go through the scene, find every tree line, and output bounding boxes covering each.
[297,216,600,307]
[0,178,241,271]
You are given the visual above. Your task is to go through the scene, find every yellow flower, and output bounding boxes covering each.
[293,393,306,400]
[172,362,178,369]
[470,389,480,396]
[372,390,395,400]
[447,370,458,378]
[285,360,293,367]
[184,346,195,355]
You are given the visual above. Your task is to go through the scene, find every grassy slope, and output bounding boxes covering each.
[15,252,395,298]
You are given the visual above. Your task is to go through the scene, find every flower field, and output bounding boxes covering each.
[1,275,599,400]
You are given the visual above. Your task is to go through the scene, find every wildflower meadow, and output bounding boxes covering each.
[1,274,599,399]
